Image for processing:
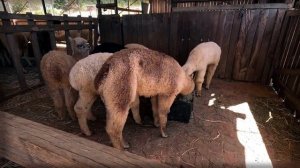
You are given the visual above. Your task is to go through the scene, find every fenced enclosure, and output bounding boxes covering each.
[100,6,288,83]
[0,12,98,101]
[99,2,300,117]
[0,1,299,167]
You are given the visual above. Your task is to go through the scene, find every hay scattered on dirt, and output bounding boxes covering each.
[252,97,300,160]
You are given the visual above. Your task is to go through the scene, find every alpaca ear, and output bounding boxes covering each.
[68,37,74,45]
[68,37,74,52]
[77,31,82,38]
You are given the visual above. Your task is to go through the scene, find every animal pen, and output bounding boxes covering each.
[0,0,300,167]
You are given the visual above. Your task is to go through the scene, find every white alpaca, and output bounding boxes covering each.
[182,42,221,96]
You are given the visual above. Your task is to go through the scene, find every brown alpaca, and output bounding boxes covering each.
[94,49,195,150]
[40,37,90,120]
[182,42,221,96]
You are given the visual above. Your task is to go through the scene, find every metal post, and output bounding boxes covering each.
[114,0,118,15]
[96,0,101,16]
[1,0,7,12]
[41,0,47,14]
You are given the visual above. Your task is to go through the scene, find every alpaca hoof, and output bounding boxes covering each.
[88,115,97,121]
[69,114,77,121]
[205,86,209,90]
[161,132,168,138]
[154,121,160,128]
[134,119,142,125]
[83,130,93,136]
[22,68,28,74]
[123,141,130,149]
[196,91,202,97]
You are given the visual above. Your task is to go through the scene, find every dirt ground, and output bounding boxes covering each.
[0,79,300,167]
[0,67,40,98]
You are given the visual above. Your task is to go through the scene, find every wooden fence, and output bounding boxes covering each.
[272,10,300,117]
[100,5,288,83]
[150,0,294,13]
[0,12,98,100]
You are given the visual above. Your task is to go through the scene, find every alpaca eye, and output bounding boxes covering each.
[77,44,84,48]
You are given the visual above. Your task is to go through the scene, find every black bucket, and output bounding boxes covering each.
[139,93,194,124]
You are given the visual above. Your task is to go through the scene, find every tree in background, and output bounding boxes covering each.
[53,0,66,10]
[8,0,29,14]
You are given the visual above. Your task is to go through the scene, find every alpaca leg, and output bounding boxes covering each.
[106,108,130,150]
[157,95,176,138]
[195,68,206,97]
[130,95,142,124]
[151,96,159,127]
[74,91,96,136]
[49,88,66,120]
[63,86,78,120]
[205,64,217,89]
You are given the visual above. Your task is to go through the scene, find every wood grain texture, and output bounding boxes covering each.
[0,111,170,168]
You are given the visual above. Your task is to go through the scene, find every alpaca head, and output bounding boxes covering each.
[181,74,195,95]
[69,37,90,60]
[182,64,195,76]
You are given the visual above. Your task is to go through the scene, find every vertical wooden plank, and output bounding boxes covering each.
[284,20,300,91]
[132,15,139,43]
[282,17,300,84]
[63,14,72,55]
[46,14,57,50]
[278,17,296,70]
[251,9,277,82]
[1,18,27,89]
[88,16,93,49]
[162,13,170,54]
[225,10,243,79]
[210,10,221,42]
[114,15,122,44]
[245,9,269,81]
[233,9,261,81]
[278,16,298,85]
[154,14,169,54]
[232,9,248,80]
[27,12,43,81]
[261,9,286,84]
[141,14,151,49]
[93,18,99,47]
[169,12,180,62]
[99,15,122,44]
[76,15,82,38]
[137,15,143,45]
[147,14,156,50]
[122,15,130,44]
[215,10,235,78]
[178,12,190,65]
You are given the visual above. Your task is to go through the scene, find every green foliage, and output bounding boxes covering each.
[53,0,66,10]
[11,0,28,14]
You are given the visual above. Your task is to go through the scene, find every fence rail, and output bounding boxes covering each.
[150,0,294,13]
[0,12,98,101]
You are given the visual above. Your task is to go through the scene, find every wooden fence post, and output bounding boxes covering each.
[46,14,57,50]
[27,12,43,82]
[1,17,27,89]
[88,16,93,50]
[94,18,99,46]
[64,14,72,55]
